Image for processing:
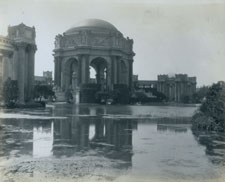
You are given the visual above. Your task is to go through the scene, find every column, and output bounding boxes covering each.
[128,59,133,89]
[106,60,112,90]
[27,46,36,101]
[81,55,86,84]
[110,56,115,86]
[117,59,121,84]
[0,54,3,101]
[54,57,62,87]
[84,55,90,84]
[77,55,82,85]
[113,57,118,85]
[17,44,26,103]
[3,56,7,83]
[24,49,28,101]
[54,58,58,86]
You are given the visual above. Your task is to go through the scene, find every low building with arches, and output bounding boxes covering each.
[53,19,135,103]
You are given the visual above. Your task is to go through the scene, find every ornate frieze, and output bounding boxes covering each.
[54,30,134,54]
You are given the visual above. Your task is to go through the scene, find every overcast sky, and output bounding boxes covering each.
[0,0,224,86]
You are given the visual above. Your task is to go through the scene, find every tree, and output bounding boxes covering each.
[151,89,167,101]
[200,81,225,130]
[3,78,19,108]
[34,85,55,102]
[192,86,209,103]
[180,95,190,103]
[192,81,225,132]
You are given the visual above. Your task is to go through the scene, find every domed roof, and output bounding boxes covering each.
[65,19,118,34]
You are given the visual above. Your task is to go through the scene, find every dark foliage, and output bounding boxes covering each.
[192,86,209,103]
[34,84,55,102]
[192,81,225,132]
[3,78,19,108]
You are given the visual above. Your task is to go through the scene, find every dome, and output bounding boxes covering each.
[65,19,118,34]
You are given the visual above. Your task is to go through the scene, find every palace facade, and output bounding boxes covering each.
[134,74,197,102]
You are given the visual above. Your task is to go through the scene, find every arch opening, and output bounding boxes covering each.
[90,57,108,90]
[64,58,79,90]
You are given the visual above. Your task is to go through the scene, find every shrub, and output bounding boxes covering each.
[192,81,225,132]
[3,78,19,108]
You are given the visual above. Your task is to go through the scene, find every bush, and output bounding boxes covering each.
[34,84,55,102]
[192,81,225,132]
[3,78,19,108]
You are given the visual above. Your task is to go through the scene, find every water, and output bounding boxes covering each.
[0,104,224,182]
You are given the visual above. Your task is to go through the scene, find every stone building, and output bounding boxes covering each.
[0,23,36,104]
[35,71,53,85]
[53,19,135,103]
[157,74,196,102]
[133,74,197,103]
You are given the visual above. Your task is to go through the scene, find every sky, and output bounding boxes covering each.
[0,0,224,86]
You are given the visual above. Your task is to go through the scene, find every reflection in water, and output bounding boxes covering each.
[157,124,188,133]
[33,122,53,157]
[0,104,225,182]
[53,115,137,164]
[0,119,34,157]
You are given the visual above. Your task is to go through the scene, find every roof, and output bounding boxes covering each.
[65,19,118,34]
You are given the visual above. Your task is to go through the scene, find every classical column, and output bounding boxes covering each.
[128,59,133,89]
[54,58,58,86]
[54,56,62,87]
[110,57,114,86]
[78,54,90,84]
[81,55,85,84]
[27,45,36,101]
[77,55,82,85]
[113,57,118,84]
[0,54,2,101]
[24,49,28,102]
[84,55,90,84]
[117,59,121,84]
[17,43,26,103]
[106,60,112,90]
[2,56,7,83]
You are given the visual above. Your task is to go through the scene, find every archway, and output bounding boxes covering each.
[64,58,79,90]
[89,66,97,84]
[90,57,108,90]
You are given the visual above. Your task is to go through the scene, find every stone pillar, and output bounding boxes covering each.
[77,55,82,85]
[113,57,118,84]
[2,56,7,83]
[128,59,133,89]
[17,44,26,103]
[0,54,3,102]
[24,50,28,102]
[54,58,58,86]
[84,55,90,84]
[27,46,36,101]
[110,56,115,86]
[78,55,90,84]
[106,61,112,90]
[54,57,62,87]
[117,59,121,84]
[81,55,85,84]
